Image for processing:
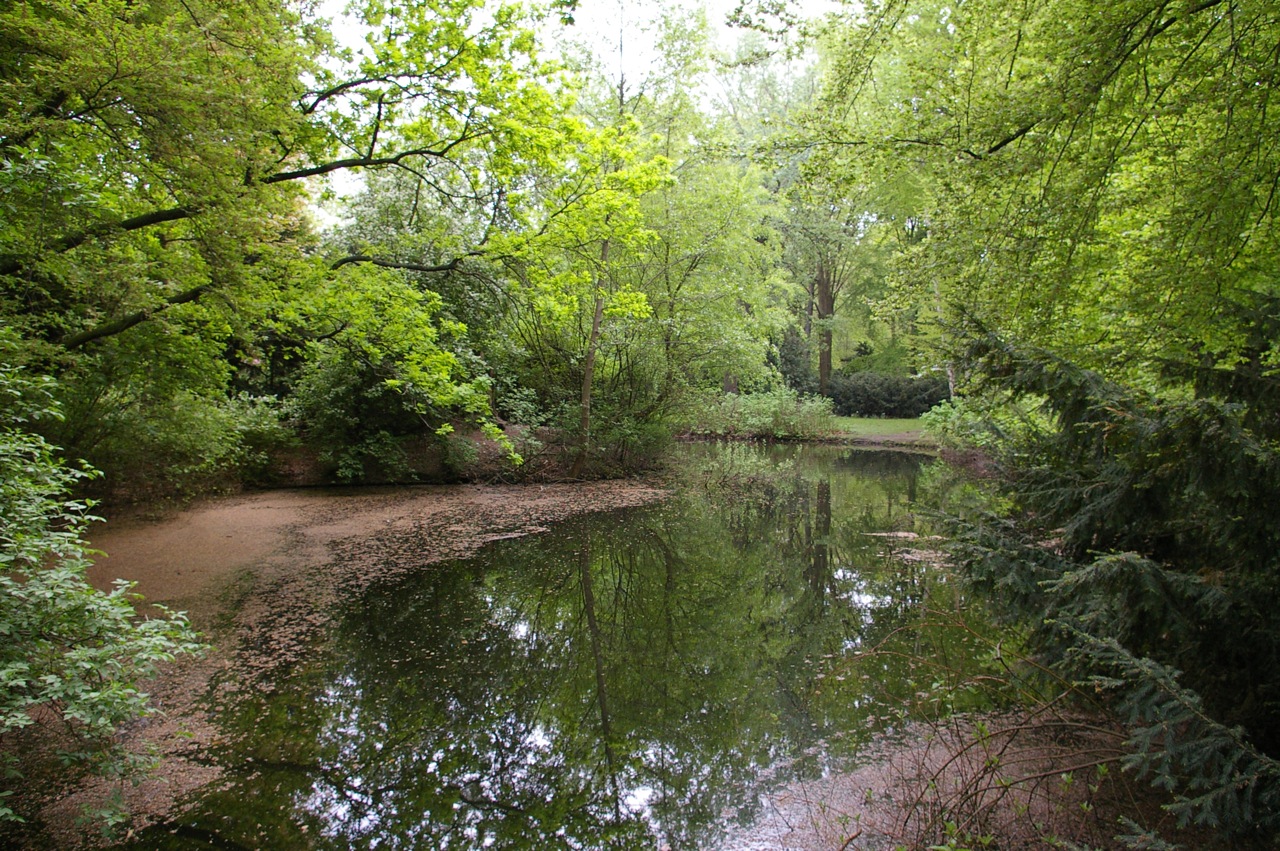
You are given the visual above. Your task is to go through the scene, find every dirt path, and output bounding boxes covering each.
[34,481,667,848]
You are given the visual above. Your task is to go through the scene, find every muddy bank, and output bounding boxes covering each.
[13,464,1197,850]
[21,480,667,849]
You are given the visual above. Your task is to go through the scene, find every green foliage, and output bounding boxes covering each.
[687,388,836,439]
[262,251,520,482]
[492,381,546,428]
[70,388,294,498]
[1073,632,1280,833]
[0,347,203,825]
[0,0,570,491]
[838,338,916,376]
[811,0,1280,836]
[920,397,1042,452]
[563,400,677,474]
[814,0,1280,381]
[942,337,1280,839]
[479,28,782,473]
[0,0,801,489]
[221,394,299,484]
[826,370,949,418]
[436,424,480,480]
[287,345,424,483]
[771,326,819,394]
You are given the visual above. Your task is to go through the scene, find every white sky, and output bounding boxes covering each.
[553,0,734,78]
[320,0,841,80]
[313,0,841,219]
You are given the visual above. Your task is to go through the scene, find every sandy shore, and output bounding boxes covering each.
[30,481,668,848]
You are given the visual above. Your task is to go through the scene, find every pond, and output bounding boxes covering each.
[118,443,992,850]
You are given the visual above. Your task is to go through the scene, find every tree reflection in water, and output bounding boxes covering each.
[126,444,995,850]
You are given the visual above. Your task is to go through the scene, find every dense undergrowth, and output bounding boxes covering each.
[0,356,203,831]
[925,333,1280,846]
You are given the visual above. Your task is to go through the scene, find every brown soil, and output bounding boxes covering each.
[718,710,1199,850]
[20,480,667,849]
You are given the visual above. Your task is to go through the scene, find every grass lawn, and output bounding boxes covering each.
[830,416,927,438]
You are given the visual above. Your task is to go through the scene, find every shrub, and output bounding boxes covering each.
[942,334,1280,841]
[0,352,203,828]
[287,346,428,483]
[49,372,296,499]
[687,388,836,439]
[825,370,950,418]
[921,396,1045,451]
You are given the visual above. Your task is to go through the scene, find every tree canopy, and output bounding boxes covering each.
[804,0,1280,839]
[5,0,1280,840]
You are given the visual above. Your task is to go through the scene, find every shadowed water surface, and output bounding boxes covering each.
[122,444,990,849]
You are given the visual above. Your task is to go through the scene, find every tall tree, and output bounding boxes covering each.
[483,9,780,474]
[812,0,1280,381]
[489,114,670,475]
[780,181,867,393]
[0,0,574,481]
[813,0,1280,838]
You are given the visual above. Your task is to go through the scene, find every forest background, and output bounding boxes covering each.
[3,0,1280,845]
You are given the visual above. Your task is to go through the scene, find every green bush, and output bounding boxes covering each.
[0,351,203,828]
[825,370,950,418]
[943,335,1280,840]
[921,396,1045,451]
[687,388,836,439]
[51,361,295,499]
[287,346,428,483]
[596,410,675,472]
[542,397,675,477]
[102,392,293,492]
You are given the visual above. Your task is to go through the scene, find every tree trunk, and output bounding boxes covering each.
[578,535,621,817]
[816,259,835,395]
[570,239,610,479]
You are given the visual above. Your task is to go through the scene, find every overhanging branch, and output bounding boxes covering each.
[2,137,487,276]
[0,205,199,277]
[262,134,482,184]
[59,282,214,349]
[330,253,479,273]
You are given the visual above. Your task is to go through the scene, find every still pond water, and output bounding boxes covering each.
[122,443,990,850]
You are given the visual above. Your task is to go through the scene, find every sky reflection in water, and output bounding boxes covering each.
[125,444,991,850]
